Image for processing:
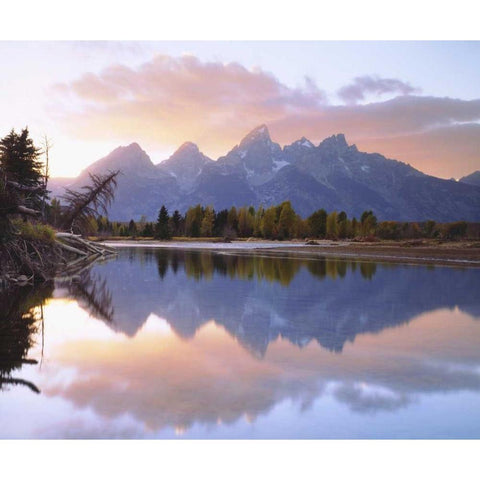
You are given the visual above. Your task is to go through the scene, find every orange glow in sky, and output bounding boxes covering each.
[1,42,479,179]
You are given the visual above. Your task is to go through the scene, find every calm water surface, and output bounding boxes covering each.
[1,247,480,439]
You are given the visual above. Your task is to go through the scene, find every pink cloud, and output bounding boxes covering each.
[51,54,480,177]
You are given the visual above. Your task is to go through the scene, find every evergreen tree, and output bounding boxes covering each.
[142,222,154,237]
[227,206,238,234]
[0,128,45,210]
[169,210,183,236]
[214,209,229,236]
[337,211,348,239]
[155,205,171,239]
[128,219,137,237]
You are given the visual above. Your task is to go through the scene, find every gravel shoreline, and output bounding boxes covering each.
[259,241,480,267]
[103,239,480,267]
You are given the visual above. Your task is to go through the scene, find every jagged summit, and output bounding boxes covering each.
[298,137,314,148]
[161,141,211,167]
[158,141,213,192]
[106,142,147,158]
[239,124,272,147]
[125,141,143,151]
[285,136,315,150]
[217,124,285,185]
[79,141,154,179]
[318,134,349,152]
[173,141,200,156]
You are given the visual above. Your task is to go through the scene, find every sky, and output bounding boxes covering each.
[1,40,479,179]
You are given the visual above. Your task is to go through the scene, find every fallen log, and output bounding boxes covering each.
[56,241,88,257]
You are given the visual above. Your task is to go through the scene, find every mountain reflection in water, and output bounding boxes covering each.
[87,248,479,355]
[1,247,480,439]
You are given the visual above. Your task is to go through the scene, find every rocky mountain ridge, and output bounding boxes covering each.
[49,125,480,221]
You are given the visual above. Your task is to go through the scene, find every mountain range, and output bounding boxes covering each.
[49,125,480,222]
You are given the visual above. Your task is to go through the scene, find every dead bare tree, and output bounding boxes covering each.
[60,170,119,235]
[41,135,53,221]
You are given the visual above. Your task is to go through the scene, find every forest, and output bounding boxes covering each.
[90,204,479,242]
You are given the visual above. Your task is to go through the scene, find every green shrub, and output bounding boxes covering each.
[12,219,56,243]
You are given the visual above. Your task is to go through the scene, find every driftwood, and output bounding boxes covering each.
[54,232,117,279]
[56,240,88,257]
[55,232,116,255]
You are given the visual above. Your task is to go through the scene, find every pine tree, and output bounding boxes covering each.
[128,219,137,237]
[155,205,171,239]
[227,206,238,234]
[0,128,45,210]
[213,209,229,236]
[142,222,154,237]
[169,210,183,236]
[337,211,348,239]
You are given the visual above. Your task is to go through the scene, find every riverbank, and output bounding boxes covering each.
[262,240,480,267]
[100,238,480,267]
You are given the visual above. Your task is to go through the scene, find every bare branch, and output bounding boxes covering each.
[7,180,46,193]
[60,170,119,234]
[15,205,40,216]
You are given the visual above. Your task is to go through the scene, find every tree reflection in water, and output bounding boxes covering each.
[1,267,116,395]
[149,249,379,285]
[58,270,115,323]
[0,284,52,393]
